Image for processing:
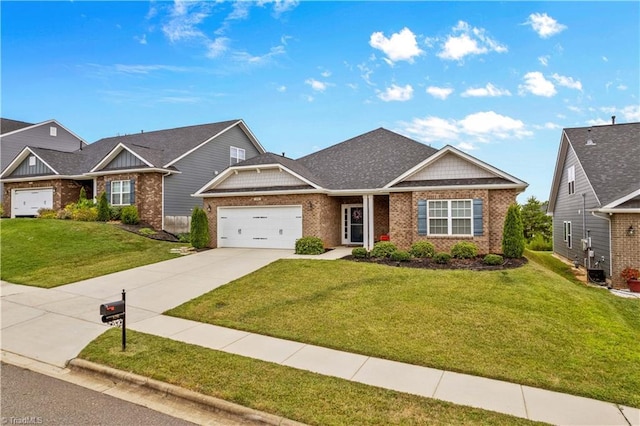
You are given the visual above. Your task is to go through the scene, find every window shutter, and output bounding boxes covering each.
[473,199,483,236]
[130,179,135,204]
[105,181,111,202]
[417,200,427,236]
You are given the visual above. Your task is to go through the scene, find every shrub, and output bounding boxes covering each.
[37,208,57,219]
[79,186,87,202]
[351,247,368,258]
[177,233,191,243]
[502,204,525,258]
[295,236,324,255]
[190,206,210,249]
[433,252,451,264]
[57,208,72,220]
[97,192,110,222]
[390,250,411,262]
[526,234,552,251]
[110,206,122,221]
[409,241,435,258]
[370,241,398,258]
[483,254,504,265]
[451,242,478,259]
[73,207,98,222]
[121,206,140,225]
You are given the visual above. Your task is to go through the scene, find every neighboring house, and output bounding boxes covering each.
[1,119,265,233]
[547,121,640,289]
[194,128,528,252]
[0,118,87,208]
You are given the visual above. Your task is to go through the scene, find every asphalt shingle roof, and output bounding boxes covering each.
[565,122,640,206]
[1,118,34,135]
[29,147,84,175]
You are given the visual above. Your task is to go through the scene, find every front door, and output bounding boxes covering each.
[342,204,364,245]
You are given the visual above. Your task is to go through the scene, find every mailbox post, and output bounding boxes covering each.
[99,289,126,351]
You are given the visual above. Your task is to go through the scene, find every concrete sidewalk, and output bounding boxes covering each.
[2,247,639,425]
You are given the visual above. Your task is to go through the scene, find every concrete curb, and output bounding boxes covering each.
[68,358,307,426]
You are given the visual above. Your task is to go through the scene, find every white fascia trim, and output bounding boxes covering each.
[388,183,528,193]
[84,167,179,177]
[547,131,569,213]
[193,163,323,196]
[0,147,59,178]
[1,174,85,183]
[601,188,640,209]
[90,143,154,173]
[193,189,325,198]
[384,145,527,189]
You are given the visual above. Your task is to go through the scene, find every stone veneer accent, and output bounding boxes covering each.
[96,172,163,230]
[610,213,640,289]
[2,179,86,216]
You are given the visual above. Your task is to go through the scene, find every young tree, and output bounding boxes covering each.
[190,206,210,249]
[520,196,552,241]
[97,191,110,222]
[502,203,525,258]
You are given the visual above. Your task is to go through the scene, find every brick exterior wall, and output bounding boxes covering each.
[96,172,163,230]
[2,179,86,216]
[610,213,640,289]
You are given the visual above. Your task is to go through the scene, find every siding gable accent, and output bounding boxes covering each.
[104,149,146,170]
[473,198,483,236]
[216,168,308,190]
[8,154,56,177]
[90,143,154,173]
[406,152,496,182]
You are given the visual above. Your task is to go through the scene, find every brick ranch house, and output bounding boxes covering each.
[194,128,528,252]
[547,121,640,289]
[1,120,265,233]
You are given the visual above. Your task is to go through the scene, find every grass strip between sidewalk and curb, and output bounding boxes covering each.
[79,329,543,426]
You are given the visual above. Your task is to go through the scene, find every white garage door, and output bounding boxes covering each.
[13,188,54,217]
[218,206,302,249]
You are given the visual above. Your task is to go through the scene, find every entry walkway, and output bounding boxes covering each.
[2,247,639,425]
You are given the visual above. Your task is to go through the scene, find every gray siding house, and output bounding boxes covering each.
[0,118,87,205]
[1,119,265,233]
[548,121,640,288]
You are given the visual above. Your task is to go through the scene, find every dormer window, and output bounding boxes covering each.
[50,126,57,137]
[567,165,575,195]
[230,146,245,165]
[28,155,36,167]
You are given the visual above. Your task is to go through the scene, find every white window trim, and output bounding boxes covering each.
[427,199,473,236]
[567,165,575,195]
[110,180,131,206]
[50,126,57,137]
[563,221,572,248]
[230,146,245,165]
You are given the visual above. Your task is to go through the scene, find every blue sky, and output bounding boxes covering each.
[2,1,639,202]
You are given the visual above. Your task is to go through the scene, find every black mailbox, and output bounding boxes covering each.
[100,300,125,316]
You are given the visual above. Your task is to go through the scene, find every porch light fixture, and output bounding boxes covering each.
[206,205,211,213]
[627,225,635,236]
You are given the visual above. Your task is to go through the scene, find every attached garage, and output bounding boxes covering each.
[218,206,302,249]
[12,188,54,217]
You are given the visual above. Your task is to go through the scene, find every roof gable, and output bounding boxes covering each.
[0,118,88,145]
[1,118,34,135]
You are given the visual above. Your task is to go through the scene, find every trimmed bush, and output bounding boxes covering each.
[110,206,122,221]
[433,252,452,264]
[97,192,110,222]
[37,208,57,219]
[121,206,140,225]
[190,206,210,249]
[177,233,191,243]
[527,234,553,251]
[72,206,98,221]
[502,204,525,258]
[370,241,398,258]
[451,242,478,259]
[390,250,411,262]
[79,187,87,202]
[409,241,435,258]
[351,247,368,258]
[483,254,504,265]
[295,236,324,255]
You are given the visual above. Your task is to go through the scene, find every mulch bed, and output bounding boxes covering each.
[115,223,181,242]
[342,255,528,271]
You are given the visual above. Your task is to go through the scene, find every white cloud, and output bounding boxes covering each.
[533,122,561,130]
[257,0,300,17]
[369,27,423,63]
[602,56,608,62]
[305,78,330,92]
[525,13,567,38]
[551,73,582,91]
[621,105,640,121]
[461,83,511,98]
[438,21,507,61]
[232,45,286,64]
[538,55,549,66]
[400,111,531,145]
[617,84,628,91]
[112,64,191,74]
[357,63,375,86]
[586,118,610,126]
[162,1,212,43]
[207,37,229,58]
[426,86,454,100]
[320,70,331,78]
[519,72,556,97]
[567,106,582,113]
[378,84,414,102]
[276,85,287,92]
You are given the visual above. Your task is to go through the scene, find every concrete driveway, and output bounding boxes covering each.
[1,248,293,367]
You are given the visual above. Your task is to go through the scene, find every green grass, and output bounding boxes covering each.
[0,219,181,287]
[524,249,583,284]
[80,329,542,426]
[167,257,640,408]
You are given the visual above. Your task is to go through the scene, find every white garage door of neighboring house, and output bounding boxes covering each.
[12,188,54,217]
[218,206,302,249]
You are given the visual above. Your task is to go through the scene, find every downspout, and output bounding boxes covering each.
[591,211,613,278]
[161,172,171,231]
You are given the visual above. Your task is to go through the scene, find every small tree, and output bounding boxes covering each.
[97,192,110,222]
[502,204,525,258]
[190,206,210,249]
[520,196,552,241]
[79,187,87,202]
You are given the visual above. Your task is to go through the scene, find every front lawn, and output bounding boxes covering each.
[0,219,182,287]
[167,257,640,408]
[80,329,541,426]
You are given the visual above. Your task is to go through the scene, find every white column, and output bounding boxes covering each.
[364,194,375,251]
[362,195,370,249]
